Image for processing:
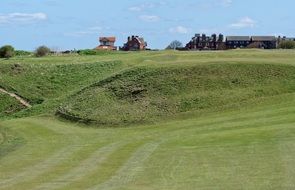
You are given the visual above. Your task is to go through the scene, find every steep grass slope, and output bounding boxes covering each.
[0,94,24,117]
[0,60,124,117]
[59,63,295,125]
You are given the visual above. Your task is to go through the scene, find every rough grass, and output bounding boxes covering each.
[0,61,125,118]
[0,94,24,117]
[59,63,295,125]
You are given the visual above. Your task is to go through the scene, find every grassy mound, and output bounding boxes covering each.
[0,61,124,118]
[0,61,122,104]
[59,63,295,125]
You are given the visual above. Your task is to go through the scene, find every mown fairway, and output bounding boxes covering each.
[1,50,295,189]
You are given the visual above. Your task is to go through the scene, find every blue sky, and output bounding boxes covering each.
[0,0,294,50]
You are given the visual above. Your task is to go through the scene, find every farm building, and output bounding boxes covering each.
[186,34,224,50]
[95,37,117,50]
[120,36,147,51]
[226,36,251,49]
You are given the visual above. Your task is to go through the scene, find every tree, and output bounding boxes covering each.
[278,41,295,49]
[0,45,15,59]
[166,40,183,50]
[35,46,51,57]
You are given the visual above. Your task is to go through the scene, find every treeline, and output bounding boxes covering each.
[0,45,122,59]
[0,45,51,59]
[278,41,295,49]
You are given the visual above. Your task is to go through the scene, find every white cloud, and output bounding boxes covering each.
[230,17,256,29]
[129,6,142,12]
[169,26,190,34]
[139,15,160,22]
[128,2,166,12]
[221,0,232,7]
[0,12,47,24]
[128,3,154,12]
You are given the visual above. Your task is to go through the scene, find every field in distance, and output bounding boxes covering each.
[1,49,295,189]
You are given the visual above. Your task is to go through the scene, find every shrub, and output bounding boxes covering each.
[77,49,115,56]
[15,50,32,56]
[35,46,51,57]
[0,45,15,59]
[77,49,98,55]
[278,41,295,49]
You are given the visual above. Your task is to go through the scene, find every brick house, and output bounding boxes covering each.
[120,36,147,51]
[186,34,224,50]
[95,37,117,50]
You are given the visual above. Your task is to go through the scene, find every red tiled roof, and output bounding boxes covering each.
[99,37,116,42]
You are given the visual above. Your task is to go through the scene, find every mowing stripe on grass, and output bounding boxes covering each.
[87,142,160,190]
[0,145,82,189]
[32,142,124,190]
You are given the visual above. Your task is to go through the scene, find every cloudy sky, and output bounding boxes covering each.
[0,0,294,50]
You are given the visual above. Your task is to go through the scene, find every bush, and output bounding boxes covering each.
[278,41,295,49]
[77,49,115,56]
[15,50,32,56]
[35,46,51,57]
[0,45,15,59]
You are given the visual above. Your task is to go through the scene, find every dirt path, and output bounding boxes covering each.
[0,87,32,108]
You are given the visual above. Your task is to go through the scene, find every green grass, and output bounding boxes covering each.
[1,49,295,189]
[0,94,24,117]
[59,63,295,125]
[0,60,125,117]
[1,93,295,189]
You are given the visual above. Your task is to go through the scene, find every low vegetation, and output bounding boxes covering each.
[77,49,124,56]
[279,41,295,49]
[14,50,32,57]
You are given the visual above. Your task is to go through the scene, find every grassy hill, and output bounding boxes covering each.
[58,63,295,125]
[0,59,124,117]
[1,50,295,189]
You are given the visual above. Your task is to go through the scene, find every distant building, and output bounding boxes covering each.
[278,36,295,43]
[186,34,224,50]
[120,35,147,51]
[226,36,251,49]
[226,36,277,49]
[251,36,277,49]
[95,37,117,50]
